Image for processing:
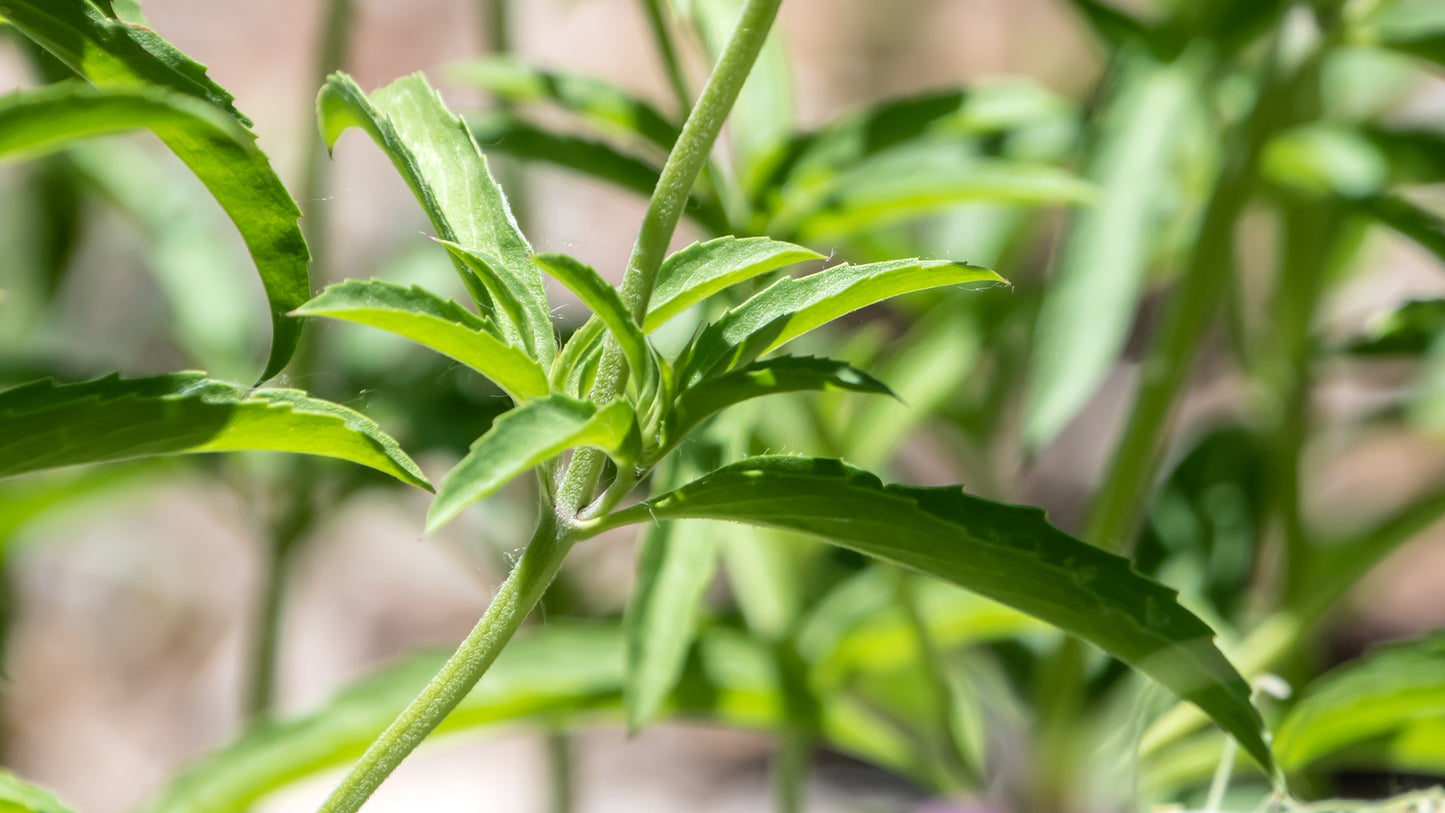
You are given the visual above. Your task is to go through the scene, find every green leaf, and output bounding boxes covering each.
[1275,634,1445,772]
[645,236,824,333]
[1345,298,1445,356]
[1263,124,1391,199]
[449,58,680,151]
[466,113,728,235]
[0,771,77,813]
[1,0,310,381]
[682,258,1005,383]
[533,253,658,396]
[0,82,249,163]
[1023,53,1201,449]
[1066,0,1158,52]
[1361,126,1445,186]
[428,394,640,532]
[0,373,429,489]
[664,356,893,447]
[317,72,554,363]
[1368,4,1445,70]
[1357,194,1445,265]
[292,279,549,401]
[593,456,1273,770]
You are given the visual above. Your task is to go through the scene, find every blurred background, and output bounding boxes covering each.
[2,0,1445,811]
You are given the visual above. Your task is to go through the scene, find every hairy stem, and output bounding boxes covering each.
[319,514,574,813]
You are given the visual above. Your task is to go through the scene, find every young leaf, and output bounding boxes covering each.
[644,236,824,333]
[0,771,78,813]
[292,279,549,401]
[2,0,310,380]
[0,373,429,489]
[682,258,1006,383]
[428,394,640,532]
[1274,634,1445,772]
[593,455,1273,770]
[663,356,893,447]
[0,82,249,163]
[449,58,680,151]
[316,72,554,363]
[533,253,658,395]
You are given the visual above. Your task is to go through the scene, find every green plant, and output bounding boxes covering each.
[6,1,1445,812]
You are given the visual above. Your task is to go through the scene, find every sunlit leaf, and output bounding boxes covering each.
[533,253,658,396]
[593,455,1272,770]
[428,394,639,532]
[293,279,549,401]
[317,72,554,363]
[645,236,823,333]
[1,0,310,380]
[0,771,77,813]
[0,373,429,489]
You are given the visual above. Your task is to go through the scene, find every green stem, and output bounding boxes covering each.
[246,492,312,719]
[480,0,530,229]
[318,515,575,813]
[299,0,355,262]
[640,0,693,117]
[545,729,574,813]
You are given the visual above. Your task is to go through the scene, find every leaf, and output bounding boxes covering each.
[449,58,680,151]
[532,253,657,396]
[1262,124,1391,199]
[1357,194,1445,266]
[0,771,77,813]
[1345,298,1445,356]
[593,456,1273,770]
[317,72,554,363]
[292,279,549,401]
[466,112,728,235]
[664,356,893,446]
[1368,4,1445,70]
[137,624,924,813]
[681,258,1005,383]
[1066,0,1158,52]
[428,394,640,532]
[1023,53,1201,449]
[0,373,429,489]
[645,236,824,333]
[1275,634,1445,772]
[1,0,310,380]
[0,82,249,163]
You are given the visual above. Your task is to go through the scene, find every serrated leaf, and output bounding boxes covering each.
[450,58,679,151]
[316,72,553,363]
[533,253,658,396]
[428,394,640,532]
[0,82,249,163]
[1023,53,1201,449]
[594,455,1272,770]
[0,373,429,489]
[663,356,893,447]
[682,258,1005,383]
[1275,634,1445,772]
[645,236,823,333]
[1,0,310,380]
[0,771,77,813]
[292,279,548,401]
[466,113,728,235]
[1345,298,1445,356]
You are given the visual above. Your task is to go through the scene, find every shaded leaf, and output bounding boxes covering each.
[317,72,553,363]
[0,771,77,813]
[1067,0,1158,52]
[533,253,657,396]
[0,373,428,489]
[1345,298,1445,356]
[682,258,1005,383]
[428,394,639,532]
[293,279,548,401]
[1,0,310,380]
[1357,194,1445,265]
[594,455,1272,770]
[645,236,823,333]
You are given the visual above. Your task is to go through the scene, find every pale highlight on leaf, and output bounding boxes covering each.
[645,236,824,333]
[0,771,78,813]
[533,253,658,396]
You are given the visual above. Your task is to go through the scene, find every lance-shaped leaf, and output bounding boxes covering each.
[317,72,554,363]
[533,254,658,395]
[1,0,310,380]
[0,82,249,163]
[1358,194,1445,266]
[1275,634,1445,772]
[645,236,824,333]
[292,280,548,401]
[0,772,77,813]
[1345,298,1445,356]
[450,58,680,151]
[592,456,1273,770]
[466,113,728,235]
[136,624,923,813]
[682,258,1005,383]
[0,373,429,489]
[1367,5,1445,70]
[664,356,893,446]
[428,394,640,532]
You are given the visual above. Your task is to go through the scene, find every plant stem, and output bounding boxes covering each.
[639,0,693,117]
[319,514,574,813]
[246,491,312,718]
[299,0,355,263]
[545,728,574,813]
